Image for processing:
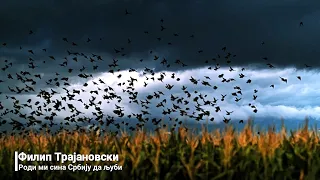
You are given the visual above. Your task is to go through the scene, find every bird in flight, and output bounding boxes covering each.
[297,76,301,80]
[305,64,311,68]
[279,77,287,83]
[300,22,303,27]
[125,9,132,15]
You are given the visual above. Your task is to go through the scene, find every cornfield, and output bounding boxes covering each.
[1,119,320,180]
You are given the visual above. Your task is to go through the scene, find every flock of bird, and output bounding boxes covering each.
[0,9,311,136]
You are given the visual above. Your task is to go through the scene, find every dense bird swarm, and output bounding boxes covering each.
[0,9,308,137]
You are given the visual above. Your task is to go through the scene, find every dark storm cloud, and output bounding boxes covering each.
[1,0,320,73]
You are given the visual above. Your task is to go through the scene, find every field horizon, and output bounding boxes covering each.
[2,116,319,137]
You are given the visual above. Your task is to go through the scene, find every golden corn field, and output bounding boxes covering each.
[1,119,320,180]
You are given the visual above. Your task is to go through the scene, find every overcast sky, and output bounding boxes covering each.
[1,0,320,133]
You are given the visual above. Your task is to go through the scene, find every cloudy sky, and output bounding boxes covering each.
[1,0,320,133]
